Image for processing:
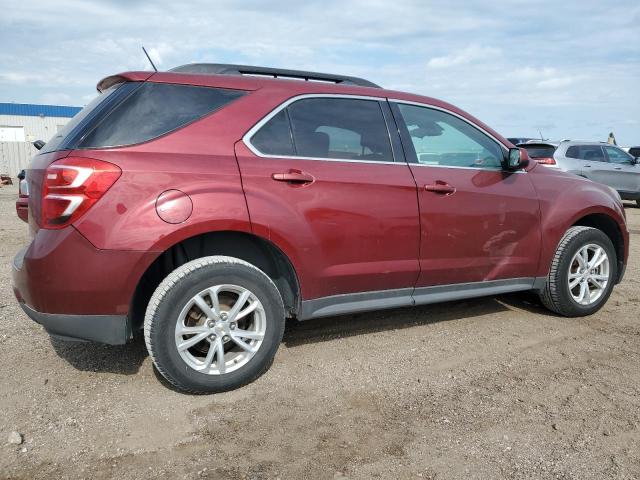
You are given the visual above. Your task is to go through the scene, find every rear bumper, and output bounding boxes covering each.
[20,303,129,345]
[12,226,158,343]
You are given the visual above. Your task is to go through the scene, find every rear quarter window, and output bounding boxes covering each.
[79,83,245,148]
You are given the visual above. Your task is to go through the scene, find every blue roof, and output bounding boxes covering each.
[0,102,81,118]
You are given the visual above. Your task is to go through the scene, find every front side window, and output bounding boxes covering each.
[603,145,634,164]
[394,103,504,169]
[249,97,394,162]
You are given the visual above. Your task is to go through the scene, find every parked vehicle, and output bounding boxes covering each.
[12,64,629,393]
[518,140,640,206]
[627,146,640,159]
[506,137,536,145]
[15,169,28,222]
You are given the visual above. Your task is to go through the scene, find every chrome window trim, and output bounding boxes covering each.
[242,93,402,166]
[242,93,524,172]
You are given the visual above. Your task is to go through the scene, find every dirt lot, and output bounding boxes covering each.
[1,183,639,480]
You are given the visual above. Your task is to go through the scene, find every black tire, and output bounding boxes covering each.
[636,199,640,208]
[144,256,285,394]
[539,226,617,317]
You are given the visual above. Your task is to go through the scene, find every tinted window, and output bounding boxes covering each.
[251,110,295,156]
[287,98,393,162]
[565,146,580,158]
[79,83,244,148]
[521,144,557,159]
[604,145,634,164]
[629,147,640,158]
[395,104,503,168]
[567,145,606,162]
[40,83,127,154]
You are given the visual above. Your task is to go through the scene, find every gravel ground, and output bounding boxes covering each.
[1,183,639,480]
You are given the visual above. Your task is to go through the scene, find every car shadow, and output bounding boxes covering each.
[283,291,547,348]
[49,292,549,374]
[49,334,148,375]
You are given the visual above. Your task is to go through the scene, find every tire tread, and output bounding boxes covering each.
[144,255,283,394]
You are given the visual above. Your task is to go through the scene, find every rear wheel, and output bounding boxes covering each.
[144,256,285,393]
[539,226,616,317]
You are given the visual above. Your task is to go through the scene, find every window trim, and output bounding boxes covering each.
[389,100,511,172]
[243,93,400,165]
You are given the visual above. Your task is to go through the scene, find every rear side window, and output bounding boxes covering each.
[251,110,295,156]
[249,97,394,162]
[521,144,557,159]
[79,83,245,148]
[288,98,393,161]
[566,145,606,162]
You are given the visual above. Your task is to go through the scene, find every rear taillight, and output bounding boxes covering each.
[535,157,556,165]
[18,178,29,197]
[42,157,121,229]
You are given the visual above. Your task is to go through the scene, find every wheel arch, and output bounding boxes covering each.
[571,212,626,283]
[129,230,301,332]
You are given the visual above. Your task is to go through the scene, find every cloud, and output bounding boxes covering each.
[427,45,502,69]
[0,0,638,144]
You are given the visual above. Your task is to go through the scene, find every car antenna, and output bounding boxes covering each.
[538,128,544,141]
[142,46,158,72]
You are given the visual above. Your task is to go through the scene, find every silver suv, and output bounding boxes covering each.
[518,141,640,207]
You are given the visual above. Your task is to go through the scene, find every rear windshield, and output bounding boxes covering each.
[41,82,245,153]
[520,144,556,158]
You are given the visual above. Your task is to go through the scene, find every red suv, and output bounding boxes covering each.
[12,64,629,393]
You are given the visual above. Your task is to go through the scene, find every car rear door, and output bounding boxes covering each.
[389,101,541,288]
[235,95,421,303]
[602,145,640,194]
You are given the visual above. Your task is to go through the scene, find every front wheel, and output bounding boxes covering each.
[539,226,616,317]
[144,256,285,393]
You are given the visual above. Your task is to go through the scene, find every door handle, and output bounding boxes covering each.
[614,167,622,170]
[425,182,456,195]
[583,164,592,168]
[271,170,315,184]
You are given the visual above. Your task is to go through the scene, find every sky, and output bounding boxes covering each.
[1,0,639,145]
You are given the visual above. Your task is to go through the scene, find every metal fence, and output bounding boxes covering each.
[0,141,37,178]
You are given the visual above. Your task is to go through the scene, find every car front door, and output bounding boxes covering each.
[235,95,421,304]
[390,101,541,288]
[602,145,640,195]
[577,145,611,184]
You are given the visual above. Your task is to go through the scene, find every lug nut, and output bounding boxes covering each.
[207,320,214,328]
[223,335,230,342]
[230,323,236,330]
[209,334,216,341]
[220,312,228,320]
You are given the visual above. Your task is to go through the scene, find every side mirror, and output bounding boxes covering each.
[33,140,45,150]
[505,147,529,170]
[632,157,639,165]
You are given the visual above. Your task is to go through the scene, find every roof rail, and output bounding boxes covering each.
[169,63,381,88]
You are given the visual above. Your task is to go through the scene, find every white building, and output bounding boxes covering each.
[0,102,81,142]
[0,102,81,177]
